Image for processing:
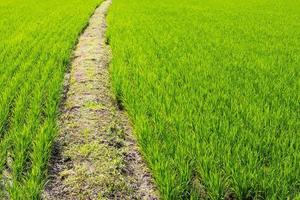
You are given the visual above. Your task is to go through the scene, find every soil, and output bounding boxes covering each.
[43,0,158,199]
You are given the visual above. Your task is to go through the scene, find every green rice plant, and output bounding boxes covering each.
[107,0,300,199]
[0,0,102,198]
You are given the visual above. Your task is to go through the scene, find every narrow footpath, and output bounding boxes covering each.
[43,0,158,199]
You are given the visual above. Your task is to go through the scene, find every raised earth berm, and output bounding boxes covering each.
[43,0,158,199]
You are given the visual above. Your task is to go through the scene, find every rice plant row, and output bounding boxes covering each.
[107,0,300,199]
[0,0,101,198]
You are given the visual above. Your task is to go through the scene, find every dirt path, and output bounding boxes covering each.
[43,0,158,199]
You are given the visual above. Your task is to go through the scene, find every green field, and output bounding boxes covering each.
[1,0,299,199]
[0,0,100,198]
[107,0,300,199]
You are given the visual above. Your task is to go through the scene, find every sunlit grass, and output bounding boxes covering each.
[0,0,101,198]
[107,0,300,199]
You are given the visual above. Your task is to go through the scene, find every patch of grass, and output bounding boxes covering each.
[85,101,105,111]
[63,135,131,198]
[0,0,102,198]
[107,0,300,199]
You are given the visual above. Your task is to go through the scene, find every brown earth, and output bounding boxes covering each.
[43,0,158,199]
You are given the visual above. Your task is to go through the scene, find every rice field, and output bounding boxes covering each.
[1,0,300,199]
[107,0,300,199]
[0,0,100,198]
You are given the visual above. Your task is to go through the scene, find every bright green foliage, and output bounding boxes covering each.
[107,0,300,199]
[0,0,101,198]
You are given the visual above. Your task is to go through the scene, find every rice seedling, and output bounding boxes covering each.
[107,0,300,199]
[0,0,101,198]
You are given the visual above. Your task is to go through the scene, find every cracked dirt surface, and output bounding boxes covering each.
[43,0,158,199]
